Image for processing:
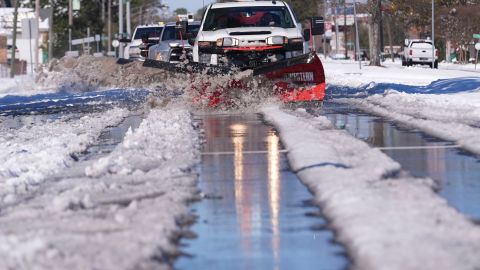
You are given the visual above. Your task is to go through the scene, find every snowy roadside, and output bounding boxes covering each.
[324,59,480,154]
[262,106,480,270]
[0,104,200,270]
[0,108,128,204]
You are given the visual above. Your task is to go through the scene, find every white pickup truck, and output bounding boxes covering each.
[402,39,438,68]
[191,0,310,68]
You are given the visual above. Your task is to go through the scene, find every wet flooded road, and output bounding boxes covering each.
[321,102,480,220]
[177,113,348,270]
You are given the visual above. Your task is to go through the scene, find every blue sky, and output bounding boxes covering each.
[165,0,216,13]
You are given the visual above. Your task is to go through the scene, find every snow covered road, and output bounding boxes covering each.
[0,103,201,270]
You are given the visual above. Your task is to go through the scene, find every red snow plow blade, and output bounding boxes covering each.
[258,53,326,102]
[137,52,325,107]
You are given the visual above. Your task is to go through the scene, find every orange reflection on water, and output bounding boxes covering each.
[267,133,281,270]
[230,123,252,257]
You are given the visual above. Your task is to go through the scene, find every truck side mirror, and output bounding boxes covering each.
[404,39,409,46]
[303,29,311,42]
[310,16,325,36]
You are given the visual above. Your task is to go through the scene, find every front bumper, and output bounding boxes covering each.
[199,43,303,68]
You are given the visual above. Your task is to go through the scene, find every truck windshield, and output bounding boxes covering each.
[203,6,295,31]
[411,42,433,49]
[162,24,201,41]
[133,27,164,39]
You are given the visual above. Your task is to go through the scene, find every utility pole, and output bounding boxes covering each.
[108,0,111,52]
[68,0,72,51]
[343,0,347,59]
[101,0,105,22]
[126,0,131,37]
[10,0,19,78]
[119,0,123,58]
[432,0,435,69]
[47,2,53,62]
[333,0,339,55]
[35,0,39,70]
[323,0,327,58]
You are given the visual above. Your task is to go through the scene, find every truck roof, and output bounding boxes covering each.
[210,1,287,9]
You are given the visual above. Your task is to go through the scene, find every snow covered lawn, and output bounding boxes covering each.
[0,104,200,270]
[324,59,480,155]
[263,106,480,270]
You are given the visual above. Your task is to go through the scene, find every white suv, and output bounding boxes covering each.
[192,0,308,68]
[124,24,164,60]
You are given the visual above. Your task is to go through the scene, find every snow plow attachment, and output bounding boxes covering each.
[121,52,325,106]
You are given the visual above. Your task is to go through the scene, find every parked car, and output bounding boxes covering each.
[148,21,201,62]
[402,39,438,68]
[124,24,165,60]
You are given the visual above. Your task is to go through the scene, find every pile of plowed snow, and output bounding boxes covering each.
[36,56,280,110]
[37,56,190,91]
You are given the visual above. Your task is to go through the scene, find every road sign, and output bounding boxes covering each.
[475,43,480,51]
[473,34,480,39]
[112,40,120,48]
[71,36,95,46]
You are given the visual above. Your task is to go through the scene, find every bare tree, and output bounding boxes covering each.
[367,0,382,66]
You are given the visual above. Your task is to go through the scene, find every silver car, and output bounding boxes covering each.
[148,21,200,62]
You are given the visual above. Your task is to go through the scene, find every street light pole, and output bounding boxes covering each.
[353,0,361,70]
[69,0,72,51]
[119,0,123,58]
[323,0,327,58]
[432,0,435,69]
[35,0,39,70]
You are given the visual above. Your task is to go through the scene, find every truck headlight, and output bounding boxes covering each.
[155,52,163,61]
[266,36,288,45]
[288,38,303,44]
[216,37,239,47]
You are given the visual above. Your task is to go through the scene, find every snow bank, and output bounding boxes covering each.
[0,108,128,202]
[324,59,480,154]
[262,106,480,270]
[0,104,200,270]
[323,58,478,87]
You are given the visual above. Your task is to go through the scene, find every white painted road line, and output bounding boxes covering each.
[376,145,461,150]
[202,149,289,155]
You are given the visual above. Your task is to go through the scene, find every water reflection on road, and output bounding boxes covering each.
[322,102,480,220]
[176,113,347,270]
